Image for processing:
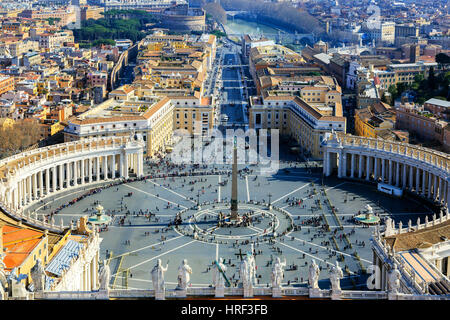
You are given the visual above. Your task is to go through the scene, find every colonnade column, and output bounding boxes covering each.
[381,159,386,183]
[21,179,26,206]
[88,158,92,183]
[39,171,43,198]
[45,168,50,195]
[32,173,37,200]
[395,162,400,187]
[409,166,414,191]
[74,160,78,187]
[119,153,124,177]
[366,156,371,181]
[439,178,445,204]
[433,175,438,201]
[373,157,378,181]
[427,173,433,199]
[388,160,393,185]
[59,164,64,190]
[111,154,116,179]
[80,159,85,185]
[124,152,129,179]
[338,151,344,178]
[444,178,450,214]
[103,156,108,180]
[416,167,420,193]
[26,176,31,203]
[129,154,134,174]
[96,157,100,181]
[350,153,355,178]
[67,162,72,187]
[342,152,347,178]
[358,154,363,179]
[137,152,143,177]
[422,170,427,196]
[402,163,407,189]
[52,166,57,192]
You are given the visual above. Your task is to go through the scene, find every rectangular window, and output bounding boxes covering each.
[255,114,261,125]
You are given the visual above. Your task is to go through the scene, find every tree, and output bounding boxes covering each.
[217,0,324,34]
[388,85,398,101]
[0,120,42,158]
[436,53,450,65]
[203,2,227,25]
[428,66,436,90]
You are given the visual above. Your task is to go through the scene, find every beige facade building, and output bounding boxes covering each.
[249,95,346,159]
[395,102,449,150]
[65,84,216,157]
[64,96,174,158]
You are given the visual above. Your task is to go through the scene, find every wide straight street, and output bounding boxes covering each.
[217,44,248,132]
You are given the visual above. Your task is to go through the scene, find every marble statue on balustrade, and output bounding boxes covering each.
[329,262,343,292]
[0,253,7,299]
[212,257,227,289]
[176,259,192,290]
[30,258,45,292]
[308,259,320,289]
[151,259,168,292]
[99,260,111,291]
[271,257,286,289]
[388,263,401,294]
[239,253,256,290]
[248,254,257,286]
[7,267,28,298]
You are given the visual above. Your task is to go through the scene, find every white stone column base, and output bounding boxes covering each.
[272,287,282,298]
[309,288,322,298]
[215,286,225,298]
[388,292,399,300]
[331,290,342,300]
[243,286,254,298]
[97,289,110,300]
[174,289,187,298]
[154,290,165,300]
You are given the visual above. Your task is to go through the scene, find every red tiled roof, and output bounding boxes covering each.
[2,225,44,270]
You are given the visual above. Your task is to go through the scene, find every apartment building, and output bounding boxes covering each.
[64,96,174,157]
[0,76,14,96]
[249,95,346,159]
[395,102,449,148]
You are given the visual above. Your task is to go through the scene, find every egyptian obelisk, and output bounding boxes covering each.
[230,136,238,219]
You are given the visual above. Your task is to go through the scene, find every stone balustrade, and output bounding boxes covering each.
[29,286,449,300]
[384,211,450,237]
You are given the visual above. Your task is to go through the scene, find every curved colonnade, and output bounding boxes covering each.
[0,136,145,232]
[323,133,450,213]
